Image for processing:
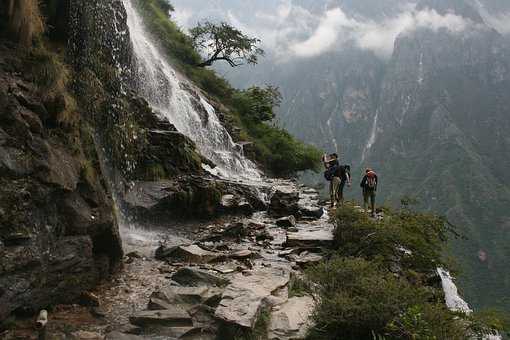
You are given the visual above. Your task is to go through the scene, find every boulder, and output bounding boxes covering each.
[229,249,252,259]
[179,327,217,340]
[222,222,248,238]
[288,252,323,266]
[276,216,296,229]
[129,308,193,328]
[155,244,221,264]
[149,286,223,309]
[268,296,315,340]
[297,192,324,219]
[215,267,290,329]
[171,267,229,287]
[269,187,300,217]
[219,194,254,215]
[285,229,334,248]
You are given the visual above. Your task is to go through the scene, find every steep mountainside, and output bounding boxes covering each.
[172,0,510,310]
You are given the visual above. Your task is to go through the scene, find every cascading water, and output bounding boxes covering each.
[122,0,260,180]
[437,268,501,340]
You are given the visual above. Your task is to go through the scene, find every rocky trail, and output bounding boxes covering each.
[3,181,334,340]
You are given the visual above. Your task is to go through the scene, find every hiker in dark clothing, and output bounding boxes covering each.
[336,164,351,205]
[323,154,350,207]
[323,153,340,208]
[360,168,378,216]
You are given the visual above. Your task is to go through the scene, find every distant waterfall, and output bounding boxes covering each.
[361,110,378,162]
[122,0,260,180]
[437,268,501,340]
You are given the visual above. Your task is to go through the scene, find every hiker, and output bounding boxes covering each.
[360,168,378,216]
[323,153,339,208]
[323,154,350,208]
[336,164,351,205]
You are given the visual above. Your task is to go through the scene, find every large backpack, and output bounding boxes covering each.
[366,171,377,189]
[324,165,338,181]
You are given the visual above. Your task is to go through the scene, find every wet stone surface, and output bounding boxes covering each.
[4,180,332,340]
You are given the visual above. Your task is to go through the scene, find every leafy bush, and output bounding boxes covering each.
[333,204,449,277]
[306,257,429,340]
[303,204,507,340]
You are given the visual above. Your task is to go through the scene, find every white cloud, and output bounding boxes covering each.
[171,0,473,61]
[291,8,355,57]
[290,7,470,59]
[172,7,193,28]
[483,13,510,34]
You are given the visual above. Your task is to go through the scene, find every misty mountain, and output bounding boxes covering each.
[170,0,510,310]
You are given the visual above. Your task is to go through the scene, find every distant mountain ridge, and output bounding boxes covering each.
[171,0,510,310]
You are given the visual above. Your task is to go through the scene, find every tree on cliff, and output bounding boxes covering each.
[190,21,264,68]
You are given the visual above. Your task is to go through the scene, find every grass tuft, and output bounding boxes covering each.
[7,0,45,47]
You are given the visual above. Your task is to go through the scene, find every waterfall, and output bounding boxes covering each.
[437,268,472,313]
[122,0,260,180]
[361,110,378,162]
[437,268,501,340]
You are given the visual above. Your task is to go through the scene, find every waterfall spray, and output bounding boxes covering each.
[122,0,260,180]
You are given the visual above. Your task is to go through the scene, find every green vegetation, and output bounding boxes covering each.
[190,21,264,67]
[302,203,506,340]
[134,0,321,177]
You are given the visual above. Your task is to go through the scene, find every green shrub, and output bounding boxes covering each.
[386,304,469,340]
[333,204,449,277]
[304,204,507,340]
[305,257,429,340]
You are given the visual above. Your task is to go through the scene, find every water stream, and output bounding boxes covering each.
[437,268,501,340]
[122,0,260,180]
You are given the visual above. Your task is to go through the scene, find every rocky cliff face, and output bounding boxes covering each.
[0,40,122,320]
[367,18,510,308]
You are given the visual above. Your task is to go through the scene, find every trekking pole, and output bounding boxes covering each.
[36,310,48,340]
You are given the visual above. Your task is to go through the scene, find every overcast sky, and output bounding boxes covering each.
[171,0,510,61]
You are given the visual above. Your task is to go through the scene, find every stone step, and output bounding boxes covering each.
[129,308,193,328]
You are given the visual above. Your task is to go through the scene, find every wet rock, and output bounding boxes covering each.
[155,244,221,264]
[268,296,315,340]
[148,296,174,311]
[91,306,107,318]
[229,249,252,259]
[171,267,229,287]
[298,193,324,220]
[129,308,193,328]
[219,194,254,215]
[79,291,100,307]
[180,327,217,340]
[215,267,290,328]
[105,332,147,340]
[126,251,143,259]
[152,286,208,306]
[276,216,296,229]
[255,228,273,242]
[2,232,32,247]
[285,229,334,248]
[269,187,300,217]
[188,304,217,328]
[222,222,247,238]
[71,331,104,340]
[288,252,323,266]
